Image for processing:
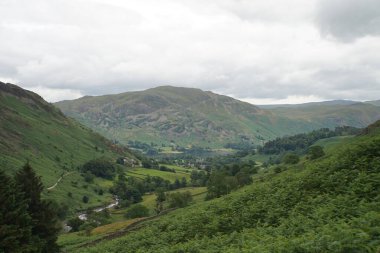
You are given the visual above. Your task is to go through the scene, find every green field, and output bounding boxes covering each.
[125,167,191,182]
[313,135,355,153]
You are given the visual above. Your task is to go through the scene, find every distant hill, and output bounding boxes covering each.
[258,100,358,109]
[0,82,136,209]
[366,100,380,107]
[56,86,380,148]
[265,101,380,129]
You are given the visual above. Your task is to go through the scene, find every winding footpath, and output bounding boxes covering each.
[47,172,74,190]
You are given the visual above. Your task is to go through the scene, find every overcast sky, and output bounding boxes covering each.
[0,0,380,104]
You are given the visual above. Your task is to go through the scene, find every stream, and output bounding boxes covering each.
[78,197,119,221]
[63,197,119,232]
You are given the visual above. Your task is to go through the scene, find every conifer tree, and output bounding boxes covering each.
[0,170,33,253]
[15,163,61,253]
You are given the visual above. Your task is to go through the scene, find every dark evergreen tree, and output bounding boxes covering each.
[15,163,61,253]
[82,195,89,203]
[0,170,33,253]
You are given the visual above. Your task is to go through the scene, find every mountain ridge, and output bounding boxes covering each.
[55,86,380,148]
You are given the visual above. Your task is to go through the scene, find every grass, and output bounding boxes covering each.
[57,232,103,251]
[313,135,355,153]
[91,218,143,235]
[125,167,191,183]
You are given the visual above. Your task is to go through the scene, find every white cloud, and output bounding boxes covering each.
[0,0,379,103]
[27,86,83,102]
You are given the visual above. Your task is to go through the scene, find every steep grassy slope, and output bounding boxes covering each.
[74,121,380,253]
[0,82,135,209]
[56,86,380,148]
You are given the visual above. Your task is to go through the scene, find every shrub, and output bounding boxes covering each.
[82,195,89,203]
[282,153,300,164]
[307,145,325,160]
[167,191,193,208]
[67,217,84,232]
[124,204,150,219]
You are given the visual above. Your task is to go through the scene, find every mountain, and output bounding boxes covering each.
[56,86,380,148]
[265,101,380,129]
[366,100,380,107]
[0,82,136,209]
[71,120,380,252]
[258,99,359,109]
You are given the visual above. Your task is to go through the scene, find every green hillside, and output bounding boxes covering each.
[266,102,380,128]
[72,121,380,253]
[56,86,380,149]
[0,82,136,210]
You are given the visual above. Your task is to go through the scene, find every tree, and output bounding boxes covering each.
[174,178,181,189]
[82,158,115,179]
[15,163,61,252]
[190,170,208,187]
[282,153,300,164]
[235,171,253,186]
[307,145,325,160]
[181,177,187,187]
[167,191,193,208]
[155,188,166,214]
[125,204,150,218]
[82,195,89,203]
[0,170,33,252]
[111,178,142,203]
[206,172,238,199]
[67,217,84,232]
[83,171,95,183]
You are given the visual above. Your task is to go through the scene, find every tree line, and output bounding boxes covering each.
[259,126,360,155]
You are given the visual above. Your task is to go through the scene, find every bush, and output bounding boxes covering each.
[124,204,150,219]
[67,217,84,232]
[159,165,176,173]
[83,171,95,183]
[282,153,300,164]
[167,191,193,208]
[82,158,115,179]
[82,195,89,203]
[307,145,325,160]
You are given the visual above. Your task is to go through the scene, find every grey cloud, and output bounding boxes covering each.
[0,0,379,103]
[312,67,380,100]
[316,0,380,42]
